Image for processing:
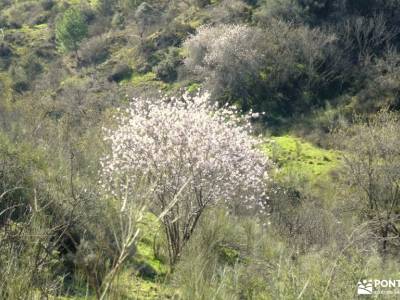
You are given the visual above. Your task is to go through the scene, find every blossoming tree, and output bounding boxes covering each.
[101,92,271,265]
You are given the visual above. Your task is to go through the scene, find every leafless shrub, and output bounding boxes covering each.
[352,49,400,112]
[78,34,110,65]
[334,110,400,255]
[337,14,398,63]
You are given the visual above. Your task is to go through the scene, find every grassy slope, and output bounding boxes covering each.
[262,135,340,185]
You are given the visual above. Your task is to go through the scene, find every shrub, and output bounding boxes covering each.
[96,0,115,16]
[254,0,305,24]
[10,66,29,93]
[111,13,125,29]
[107,64,132,82]
[154,22,194,49]
[120,0,146,10]
[100,92,271,265]
[191,0,211,8]
[22,54,43,79]
[337,14,398,66]
[351,50,400,112]
[211,0,252,24]
[335,110,400,255]
[153,47,182,82]
[0,43,12,58]
[78,35,109,65]
[41,0,55,11]
[75,179,147,299]
[4,2,48,28]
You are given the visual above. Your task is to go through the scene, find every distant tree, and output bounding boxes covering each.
[134,2,157,39]
[100,92,271,266]
[183,24,265,110]
[55,8,88,54]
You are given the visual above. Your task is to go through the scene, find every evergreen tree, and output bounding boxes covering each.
[55,8,88,53]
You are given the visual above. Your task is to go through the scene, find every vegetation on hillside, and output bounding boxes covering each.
[0,0,400,299]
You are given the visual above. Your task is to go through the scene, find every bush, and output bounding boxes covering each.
[107,64,133,82]
[3,2,48,28]
[0,43,12,58]
[0,132,72,298]
[254,0,305,24]
[111,13,125,29]
[191,0,211,8]
[211,0,252,24]
[154,22,194,49]
[23,54,43,79]
[351,50,400,112]
[335,110,400,255]
[96,0,115,16]
[153,47,182,82]
[10,66,29,93]
[78,35,109,65]
[41,0,55,11]
[336,15,397,64]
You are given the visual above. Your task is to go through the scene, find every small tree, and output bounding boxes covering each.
[335,110,400,255]
[183,24,265,110]
[101,92,271,266]
[134,2,157,39]
[56,8,88,54]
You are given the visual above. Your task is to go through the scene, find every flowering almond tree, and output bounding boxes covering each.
[183,24,265,109]
[101,92,271,265]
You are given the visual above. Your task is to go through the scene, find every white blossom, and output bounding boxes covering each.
[100,92,272,263]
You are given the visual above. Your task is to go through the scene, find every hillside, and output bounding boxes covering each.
[1,0,400,299]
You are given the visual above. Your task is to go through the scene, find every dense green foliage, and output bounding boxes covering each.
[56,8,88,53]
[0,0,400,299]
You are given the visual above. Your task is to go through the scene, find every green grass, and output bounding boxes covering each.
[135,213,168,275]
[262,135,340,184]
[120,72,180,93]
[186,82,201,93]
[120,72,166,90]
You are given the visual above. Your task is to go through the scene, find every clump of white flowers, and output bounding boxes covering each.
[100,91,271,265]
